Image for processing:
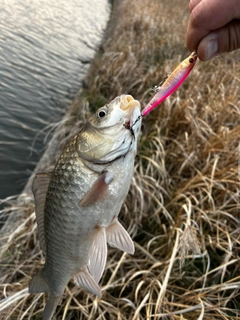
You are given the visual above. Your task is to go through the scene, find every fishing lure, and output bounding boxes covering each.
[141,51,198,116]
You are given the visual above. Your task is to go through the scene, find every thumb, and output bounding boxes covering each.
[197,20,240,60]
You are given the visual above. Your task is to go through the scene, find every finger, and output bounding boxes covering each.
[197,20,240,60]
[186,0,240,52]
[189,0,202,13]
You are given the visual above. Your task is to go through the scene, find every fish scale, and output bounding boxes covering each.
[43,146,100,297]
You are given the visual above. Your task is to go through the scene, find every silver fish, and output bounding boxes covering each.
[29,94,142,320]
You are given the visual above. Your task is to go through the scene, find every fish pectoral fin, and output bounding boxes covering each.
[79,171,113,207]
[74,266,102,297]
[107,220,135,255]
[87,227,107,283]
[32,172,52,254]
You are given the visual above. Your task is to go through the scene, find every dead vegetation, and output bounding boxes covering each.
[1,0,240,319]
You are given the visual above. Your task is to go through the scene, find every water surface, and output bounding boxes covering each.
[0,0,110,199]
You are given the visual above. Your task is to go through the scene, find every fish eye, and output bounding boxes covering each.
[189,57,194,63]
[98,111,106,117]
[97,107,108,118]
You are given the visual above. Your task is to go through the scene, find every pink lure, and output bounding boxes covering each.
[142,51,198,116]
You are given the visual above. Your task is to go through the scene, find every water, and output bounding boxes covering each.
[0,0,110,199]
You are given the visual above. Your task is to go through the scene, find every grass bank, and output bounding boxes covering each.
[1,0,240,319]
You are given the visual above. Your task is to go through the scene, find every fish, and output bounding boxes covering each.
[29,94,142,320]
[142,51,198,116]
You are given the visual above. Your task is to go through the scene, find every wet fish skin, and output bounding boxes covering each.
[29,95,142,320]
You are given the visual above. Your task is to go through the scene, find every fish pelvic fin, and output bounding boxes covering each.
[29,270,49,294]
[79,171,113,207]
[107,220,135,254]
[88,227,107,283]
[43,295,61,320]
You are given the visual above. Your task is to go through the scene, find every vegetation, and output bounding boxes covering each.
[1,0,240,319]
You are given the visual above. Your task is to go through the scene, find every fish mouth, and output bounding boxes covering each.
[119,95,141,135]
[120,95,140,111]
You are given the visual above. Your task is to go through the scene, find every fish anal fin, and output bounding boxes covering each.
[74,266,102,297]
[29,270,49,294]
[87,227,107,283]
[79,171,113,207]
[32,172,51,254]
[107,220,135,255]
[29,271,61,320]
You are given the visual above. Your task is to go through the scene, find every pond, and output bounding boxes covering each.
[0,0,110,199]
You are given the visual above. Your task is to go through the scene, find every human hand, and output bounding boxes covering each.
[186,0,240,60]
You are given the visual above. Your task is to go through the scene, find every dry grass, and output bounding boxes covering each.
[1,0,240,319]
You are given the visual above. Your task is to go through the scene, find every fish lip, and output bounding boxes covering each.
[126,108,142,138]
[120,94,141,135]
[120,95,141,111]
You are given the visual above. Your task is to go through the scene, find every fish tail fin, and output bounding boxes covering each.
[29,271,61,320]
[43,295,61,320]
[29,270,49,294]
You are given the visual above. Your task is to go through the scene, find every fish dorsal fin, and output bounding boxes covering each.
[74,266,102,297]
[79,171,113,207]
[32,172,51,254]
[107,220,135,255]
[87,227,107,283]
